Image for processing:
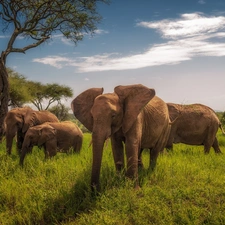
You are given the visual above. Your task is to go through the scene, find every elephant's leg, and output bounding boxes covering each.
[165,143,173,151]
[138,148,144,169]
[20,147,28,166]
[16,131,24,154]
[204,127,220,154]
[111,133,125,171]
[212,137,222,154]
[6,134,14,155]
[203,143,211,154]
[203,135,215,154]
[74,137,82,153]
[48,150,57,158]
[150,126,170,170]
[149,148,159,171]
[165,128,174,151]
[203,136,214,154]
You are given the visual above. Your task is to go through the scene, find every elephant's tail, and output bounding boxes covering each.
[219,123,225,135]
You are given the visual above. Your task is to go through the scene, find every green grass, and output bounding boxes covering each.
[0,133,225,224]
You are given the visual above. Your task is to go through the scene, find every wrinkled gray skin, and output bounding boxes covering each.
[4,107,59,155]
[20,121,83,165]
[166,103,225,153]
[71,84,171,191]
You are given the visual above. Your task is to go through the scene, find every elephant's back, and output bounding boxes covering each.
[48,121,83,137]
[175,103,219,125]
[37,111,59,123]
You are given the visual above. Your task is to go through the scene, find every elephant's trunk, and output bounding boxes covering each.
[20,138,32,166]
[91,130,108,192]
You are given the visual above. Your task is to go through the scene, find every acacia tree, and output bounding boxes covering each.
[8,69,73,110]
[29,82,73,110]
[0,0,109,138]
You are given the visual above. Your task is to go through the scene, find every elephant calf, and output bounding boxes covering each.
[20,121,83,165]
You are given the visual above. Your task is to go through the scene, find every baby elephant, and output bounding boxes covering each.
[20,121,83,165]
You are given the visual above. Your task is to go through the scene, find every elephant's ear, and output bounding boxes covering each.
[37,128,45,146]
[22,109,35,133]
[71,88,104,132]
[37,125,56,146]
[167,103,180,122]
[114,84,155,134]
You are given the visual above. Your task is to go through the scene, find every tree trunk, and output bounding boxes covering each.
[0,58,9,141]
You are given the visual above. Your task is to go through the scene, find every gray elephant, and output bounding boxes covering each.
[20,121,83,165]
[4,107,59,155]
[71,84,171,191]
[166,103,225,153]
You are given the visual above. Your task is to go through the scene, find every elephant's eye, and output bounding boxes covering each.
[112,113,116,119]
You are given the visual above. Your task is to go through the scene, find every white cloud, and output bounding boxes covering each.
[94,29,109,35]
[33,12,225,72]
[137,13,225,39]
[33,56,73,69]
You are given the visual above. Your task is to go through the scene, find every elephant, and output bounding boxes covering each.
[71,84,171,191]
[166,103,225,153]
[20,121,83,165]
[4,107,59,155]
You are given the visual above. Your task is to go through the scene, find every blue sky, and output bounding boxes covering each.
[1,0,225,111]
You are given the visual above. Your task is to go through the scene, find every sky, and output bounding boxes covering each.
[1,0,225,111]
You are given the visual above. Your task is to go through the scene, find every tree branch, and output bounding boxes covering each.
[10,36,50,54]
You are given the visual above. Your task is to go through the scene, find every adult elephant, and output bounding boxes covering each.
[71,84,171,191]
[166,103,225,153]
[4,107,59,155]
[20,121,83,165]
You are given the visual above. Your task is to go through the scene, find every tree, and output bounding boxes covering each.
[8,68,73,110]
[8,68,33,107]
[49,103,71,121]
[0,0,109,138]
[29,83,73,110]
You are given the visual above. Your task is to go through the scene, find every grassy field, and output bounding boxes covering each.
[0,132,225,225]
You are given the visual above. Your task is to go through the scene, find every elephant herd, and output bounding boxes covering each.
[3,84,225,191]
[4,107,83,165]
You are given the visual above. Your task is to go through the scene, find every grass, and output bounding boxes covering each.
[0,132,225,224]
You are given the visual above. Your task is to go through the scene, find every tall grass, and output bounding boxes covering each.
[0,133,225,224]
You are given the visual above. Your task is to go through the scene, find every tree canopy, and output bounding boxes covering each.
[8,68,33,107]
[30,83,73,110]
[8,68,73,110]
[0,0,109,62]
[0,0,109,137]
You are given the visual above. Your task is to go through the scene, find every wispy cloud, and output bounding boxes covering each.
[33,56,73,69]
[33,12,225,72]
[94,29,109,35]
[51,29,108,45]
[137,13,225,39]
[198,0,206,4]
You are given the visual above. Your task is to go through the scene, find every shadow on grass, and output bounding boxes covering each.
[41,169,98,224]
[40,165,152,224]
